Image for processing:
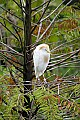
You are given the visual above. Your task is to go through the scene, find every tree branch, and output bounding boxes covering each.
[0,5,23,21]
[49,49,80,71]
[13,26,23,51]
[31,0,51,33]
[32,0,49,11]
[0,41,23,56]
[0,22,20,42]
[0,52,23,66]
[13,0,28,15]
[0,53,23,73]
[35,0,73,43]
[0,15,23,30]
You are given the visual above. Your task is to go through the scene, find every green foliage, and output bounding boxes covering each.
[0,0,80,120]
[28,86,63,120]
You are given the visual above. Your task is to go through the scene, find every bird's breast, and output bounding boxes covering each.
[43,55,49,63]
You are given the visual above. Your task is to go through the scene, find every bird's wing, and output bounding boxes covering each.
[33,49,50,78]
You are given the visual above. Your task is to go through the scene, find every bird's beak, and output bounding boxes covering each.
[47,50,53,55]
[46,50,51,54]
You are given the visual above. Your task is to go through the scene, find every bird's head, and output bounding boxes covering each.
[38,44,50,53]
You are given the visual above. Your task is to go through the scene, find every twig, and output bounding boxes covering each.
[9,68,23,93]
[0,15,23,30]
[13,26,23,51]
[48,49,80,71]
[0,22,20,42]
[1,53,23,73]
[36,0,46,41]
[0,52,23,66]
[20,0,25,23]
[13,0,28,15]
[51,38,80,53]
[40,0,65,23]
[31,0,51,33]
[0,5,23,21]
[32,0,49,11]
[35,0,73,43]
[0,41,23,56]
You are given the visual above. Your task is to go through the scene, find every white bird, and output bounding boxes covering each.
[33,44,50,83]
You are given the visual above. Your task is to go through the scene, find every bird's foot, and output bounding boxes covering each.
[44,78,47,84]
[37,78,41,86]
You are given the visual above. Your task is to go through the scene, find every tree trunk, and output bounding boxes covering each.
[23,0,32,119]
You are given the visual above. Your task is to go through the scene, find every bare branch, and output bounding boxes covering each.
[32,0,50,11]
[0,52,23,66]
[40,0,65,23]
[48,49,80,71]
[51,37,80,52]
[0,5,23,21]
[13,26,23,51]
[0,15,23,30]
[0,53,23,73]
[0,22,20,41]
[31,0,51,33]
[35,0,73,43]
[12,0,28,15]
[0,41,23,56]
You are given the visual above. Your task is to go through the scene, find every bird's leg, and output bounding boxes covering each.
[58,83,60,95]
[43,74,47,84]
[37,77,40,84]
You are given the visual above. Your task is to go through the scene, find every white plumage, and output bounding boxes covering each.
[33,44,50,81]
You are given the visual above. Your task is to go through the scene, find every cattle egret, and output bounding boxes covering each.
[33,44,50,83]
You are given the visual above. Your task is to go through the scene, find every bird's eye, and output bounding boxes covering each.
[44,48,47,51]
